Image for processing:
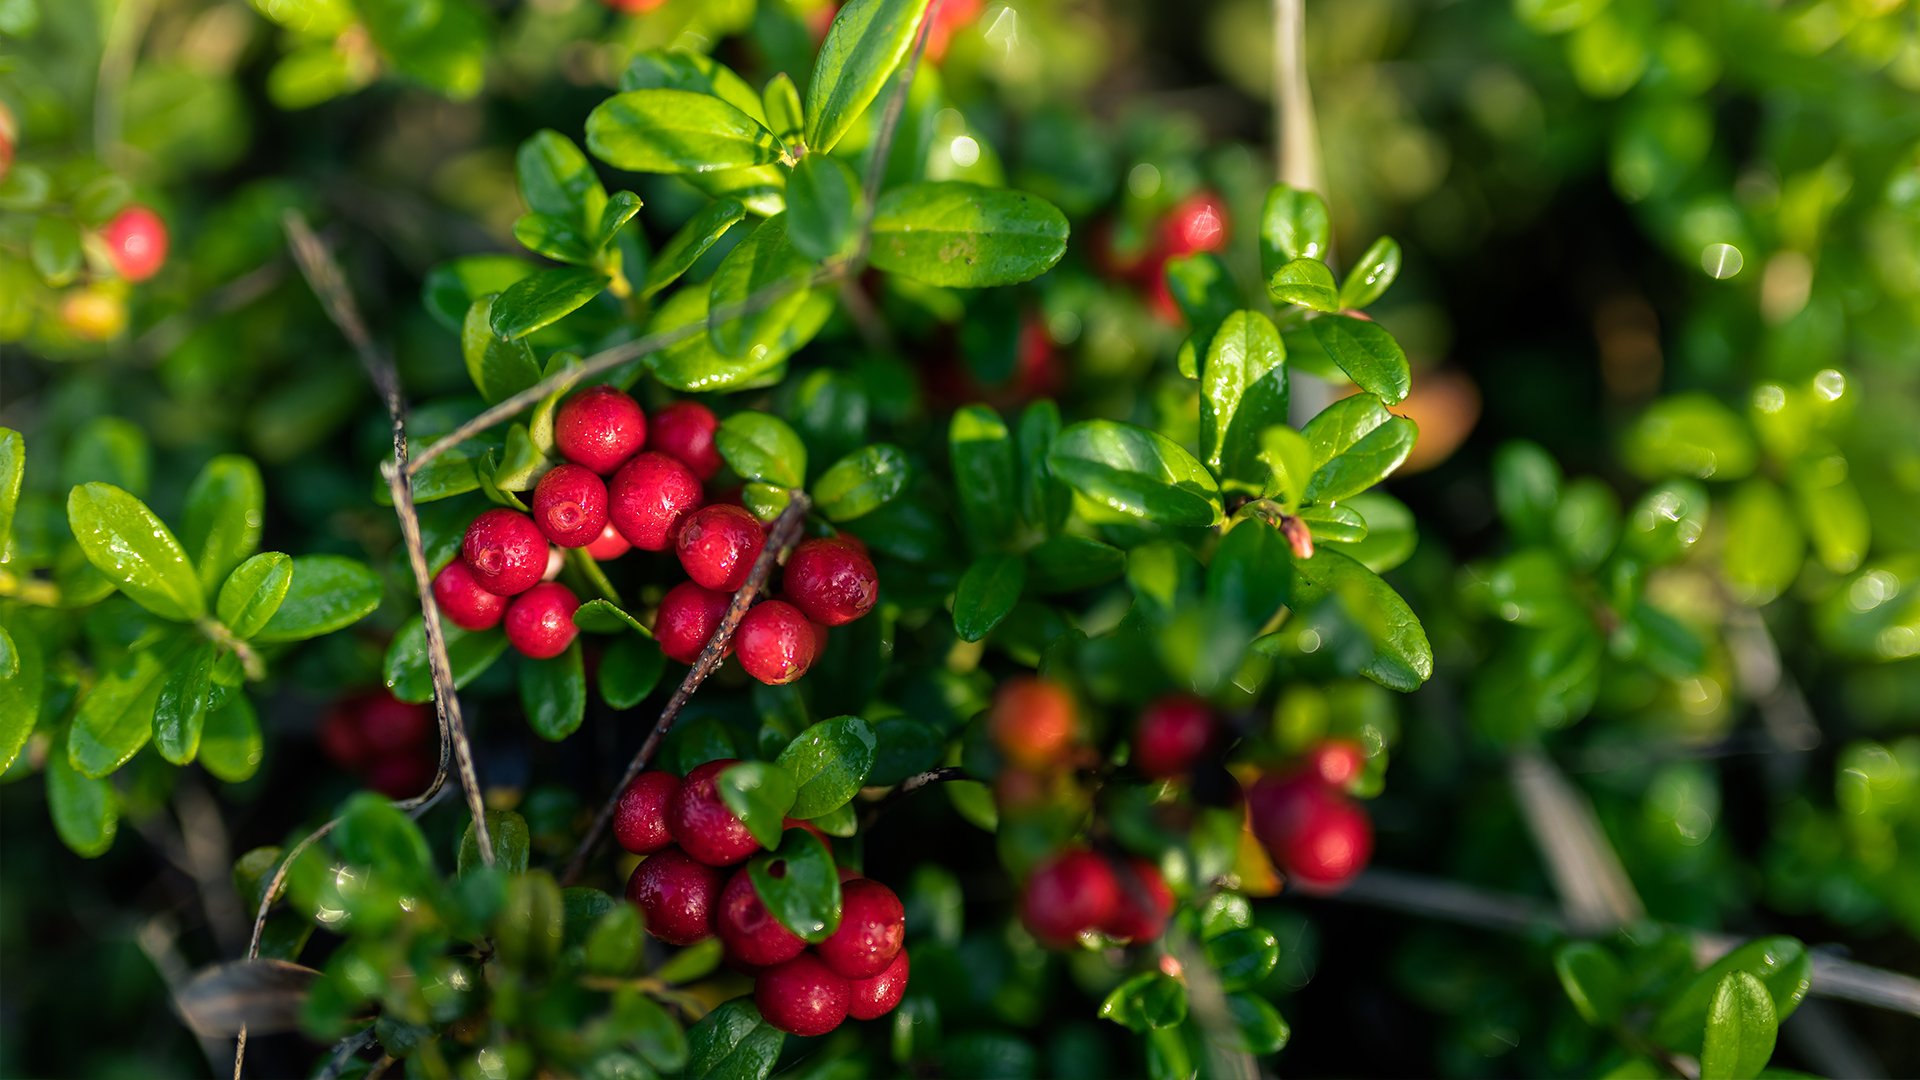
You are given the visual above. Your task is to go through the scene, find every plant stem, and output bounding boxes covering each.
[858,765,968,827]
[1271,0,1323,199]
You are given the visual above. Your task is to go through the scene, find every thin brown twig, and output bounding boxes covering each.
[560,491,813,887]
[858,766,967,827]
[233,817,337,1080]
[853,8,935,264]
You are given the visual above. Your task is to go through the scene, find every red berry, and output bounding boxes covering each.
[318,707,368,768]
[782,538,878,627]
[989,678,1077,770]
[432,559,508,631]
[655,581,731,665]
[357,694,434,756]
[504,582,581,659]
[816,878,906,979]
[531,464,610,548]
[668,759,762,866]
[1014,317,1064,399]
[1248,775,1373,890]
[736,600,818,686]
[603,0,667,11]
[1101,858,1174,943]
[584,521,631,561]
[609,452,704,552]
[847,947,910,1020]
[614,771,680,855]
[1134,695,1217,778]
[755,954,851,1037]
[1020,849,1118,947]
[717,867,807,967]
[101,206,169,282]
[649,401,723,481]
[1161,192,1228,257]
[461,509,549,596]
[555,386,647,474]
[627,847,724,946]
[677,504,765,592]
[364,750,434,799]
[1304,738,1367,790]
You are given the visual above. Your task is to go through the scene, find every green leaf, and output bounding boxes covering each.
[1653,937,1810,1053]
[585,905,645,976]
[1287,548,1433,691]
[1259,184,1330,276]
[776,716,878,819]
[216,552,293,640]
[1301,394,1417,503]
[1258,425,1315,513]
[31,215,82,286]
[1339,236,1402,309]
[814,444,911,522]
[458,810,531,876]
[462,295,543,402]
[586,89,785,175]
[1026,534,1125,593]
[201,693,264,783]
[1266,258,1340,312]
[423,255,538,332]
[1555,942,1626,1027]
[574,597,652,636]
[1200,310,1289,481]
[1493,440,1563,542]
[1050,421,1223,528]
[599,634,665,709]
[1098,972,1189,1033]
[1791,451,1869,575]
[335,791,435,876]
[869,181,1070,288]
[0,616,44,772]
[594,190,643,253]
[650,285,832,393]
[489,267,610,341]
[1166,253,1239,379]
[786,153,864,262]
[255,556,381,643]
[953,554,1025,642]
[1016,400,1070,534]
[182,455,265,594]
[1623,480,1711,566]
[384,617,509,704]
[1701,972,1777,1080]
[804,0,932,155]
[1623,392,1758,481]
[686,999,784,1080]
[154,642,216,765]
[491,424,550,493]
[644,198,746,298]
[762,72,805,146]
[512,212,593,265]
[0,428,23,550]
[1205,927,1280,992]
[63,417,150,495]
[1297,503,1366,543]
[1218,994,1291,1055]
[70,644,177,777]
[379,442,483,505]
[707,214,816,359]
[1308,315,1411,405]
[716,761,798,847]
[1336,492,1418,573]
[67,483,205,622]
[621,50,767,120]
[748,828,843,942]
[521,643,586,741]
[950,405,1018,552]
[717,412,808,489]
[517,129,607,230]
[48,743,118,858]
[1722,479,1804,605]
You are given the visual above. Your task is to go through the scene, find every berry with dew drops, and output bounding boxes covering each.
[554,385,647,475]
[461,508,549,597]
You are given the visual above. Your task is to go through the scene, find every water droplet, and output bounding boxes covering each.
[1701,242,1743,279]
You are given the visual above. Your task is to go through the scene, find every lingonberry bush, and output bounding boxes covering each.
[5,0,1920,1077]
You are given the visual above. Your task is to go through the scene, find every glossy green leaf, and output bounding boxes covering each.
[423,255,538,332]
[70,644,177,777]
[1653,937,1810,1053]
[587,89,784,175]
[585,904,645,976]
[255,555,380,642]
[48,743,118,858]
[1287,548,1433,691]
[573,597,651,636]
[458,809,531,876]
[1205,927,1280,992]
[1025,534,1125,594]
[1098,972,1188,1032]
[762,72,804,145]
[1166,253,1238,379]
[201,693,264,783]
[1338,236,1402,309]
[650,285,831,393]
[643,198,746,298]
[950,405,1018,552]
[1297,503,1366,543]
[67,483,205,622]
[0,617,43,772]
[1259,184,1330,275]
[384,617,509,704]
[461,295,543,403]
[520,642,586,741]
[1300,396,1417,504]
[776,716,878,819]
[183,455,265,594]
[0,428,22,550]
[1337,492,1418,573]
[1555,942,1626,1027]
[216,552,293,640]
[1493,440,1563,542]
[154,643,216,765]
[707,214,815,359]
[717,411,809,489]
[749,828,843,942]
[1048,420,1223,528]
[805,0,932,154]
[595,191,643,253]
[599,634,665,710]
[489,267,610,341]
[1016,400,1069,533]
[491,424,550,492]
[1218,994,1291,1055]
[1200,310,1288,481]
[517,129,606,229]
[869,181,1070,288]
[1700,971,1777,1080]
[1266,258,1340,312]
[1624,392,1758,481]
[814,444,910,522]
[716,761,798,848]
[953,554,1025,642]
[786,153,863,261]
[686,999,784,1080]
[512,211,593,265]
[1258,425,1315,512]
[1308,315,1411,405]
[63,417,150,496]
[620,50,767,120]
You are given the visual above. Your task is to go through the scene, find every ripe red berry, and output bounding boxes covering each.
[432,559,508,631]
[555,385,647,474]
[603,0,667,11]
[504,582,581,659]
[782,538,878,627]
[357,694,434,756]
[989,678,1077,770]
[531,464,610,548]
[1020,848,1119,947]
[847,947,910,1020]
[716,868,807,967]
[755,954,851,1037]
[461,508,549,596]
[627,847,725,946]
[364,751,435,799]
[584,521,631,561]
[1101,858,1175,943]
[614,771,680,855]
[1304,738,1367,790]
[735,600,818,686]
[1161,191,1228,257]
[1248,775,1373,890]
[101,206,169,282]
[676,504,765,592]
[817,878,906,979]
[649,401,723,481]
[668,759,762,866]
[655,581,731,665]
[609,451,704,551]
[1134,695,1217,778]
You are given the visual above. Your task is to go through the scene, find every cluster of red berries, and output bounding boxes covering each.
[614,761,910,1036]
[1247,739,1374,890]
[1020,848,1174,948]
[429,386,880,682]
[317,691,435,798]
[1093,191,1230,323]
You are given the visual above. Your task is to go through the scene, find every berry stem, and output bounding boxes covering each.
[857,766,969,828]
[560,489,813,887]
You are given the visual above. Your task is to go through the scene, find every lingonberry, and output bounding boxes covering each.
[603,0,668,11]
[781,538,878,627]
[676,504,765,592]
[554,385,647,474]
[59,288,128,341]
[1101,858,1175,943]
[531,463,610,548]
[989,677,1077,770]
[846,948,911,1020]
[363,753,435,799]
[716,867,807,967]
[432,559,508,631]
[655,581,731,665]
[1248,775,1373,890]
[504,582,581,659]
[1304,738,1368,790]
[627,847,724,945]
[817,878,906,979]
[461,508,548,596]
[925,0,983,62]
[668,759,762,866]
[613,771,680,855]
[755,954,851,1037]
[584,521,631,561]
[101,206,169,282]
[1161,191,1228,257]
[319,693,434,798]
[609,451,704,551]
[1020,848,1119,946]
[735,600,818,686]
[1134,695,1217,778]
[648,401,723,481]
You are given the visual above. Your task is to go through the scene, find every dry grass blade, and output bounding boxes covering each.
[1509,749,1646,932]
